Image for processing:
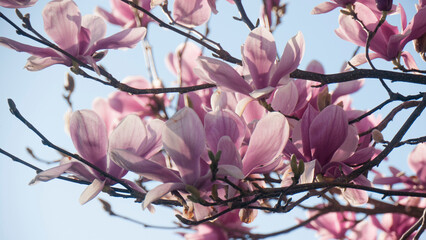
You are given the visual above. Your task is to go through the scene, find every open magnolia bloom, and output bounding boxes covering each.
[195,27,304,100]
[30,110,158,205]
[285,105,375,205]
[0,0,146,71]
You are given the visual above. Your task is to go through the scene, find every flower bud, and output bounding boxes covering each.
[239,208,257,223]
[375,0,393,12]
[372,129,384,143]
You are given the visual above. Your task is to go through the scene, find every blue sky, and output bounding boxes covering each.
[0,0,425,239]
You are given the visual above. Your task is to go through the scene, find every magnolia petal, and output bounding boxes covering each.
[143,182,185,209]
[163,108,205,184]
[195,56,252,95]
[110,149,181,183]
[216,136,243,168]
[173,0,211,27]
[310,105,348,166]
[43,0,81,55]
[235,96,255,116]
[0,0,37,8]
[270,32,305,87]
[139,119,165,159]
[271,81,299,115]
[299,105,319,160]
[401,51,418,70]
[332,79,364,102]
[93,27,146,52]
[70,110,108,167]
[249,87,275,99]
[330,125,358,163]
[79,179,105,205]
[95,6,126,26]
[109,114,147,153]
[408,143,426,183]
[343,147,375,165]
[29,162,73,185]
[25,55,67,71]
[204,110,245,153]
[243,112,289,176]
[311,2,339,15]
[300,160,316,184]
[243,27,277,89]
[217,165,244,179]
[81,15,107,52]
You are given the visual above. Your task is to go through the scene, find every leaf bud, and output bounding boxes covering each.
[372,129,384,143]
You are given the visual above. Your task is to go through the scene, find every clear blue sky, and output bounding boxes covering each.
[0,1,425,239]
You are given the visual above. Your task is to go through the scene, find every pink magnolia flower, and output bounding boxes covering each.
[0,0,146,71]
[371,213,419,239]
[0,0,37,8]
[95,0,153,28]
[30,110,155,204]
[286,105,374,205]
[111,107,212,211]
[335,2,426,69]
[304,210,357,240]
[196,27,304,99]
[152,0,234,26]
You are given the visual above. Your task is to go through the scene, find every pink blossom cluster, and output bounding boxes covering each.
[1,0,425,239]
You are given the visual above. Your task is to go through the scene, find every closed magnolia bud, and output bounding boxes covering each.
[372,129,384,143]
[375,0,393,11]
[414,33,426,62]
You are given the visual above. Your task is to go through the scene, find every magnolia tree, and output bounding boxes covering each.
[0,0,425,239]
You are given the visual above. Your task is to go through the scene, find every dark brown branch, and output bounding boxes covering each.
[233,0,256,30]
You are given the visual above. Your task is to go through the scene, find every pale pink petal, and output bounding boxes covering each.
[271,81,299,115]
[43,0,81,55]
[330,125,358,163]
[139,119,165,159]
[143,182,185,209]
[216,136,242,169]
[29,162,73,185]
[408,143,426,183]
[0,0,37,8]
[195,56,252,95]
[25,55,67,71]
[335,13,367,48]
[310,105,348,166]
[204,109,245,153]
[311,2,339,15]
[299,105,320,160]
[401,51,418,70]
[270,32,305,87]
[343,147,375,165]
[217,165,244,179]
[163,108,205,184]
[300,160,316,184]
[92,97,120,133]
[344,52,382,70]
[92,27,146,52]
[332,79,364,102]
[81,15,107,52]
[243,112,289,175]
[70,110,108,167]
[79,178,105,204]
[110,149,181,183]
[109,114,147,153]
[173,0,211,27]
[95,6,127,26]
[243,27,277,89]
